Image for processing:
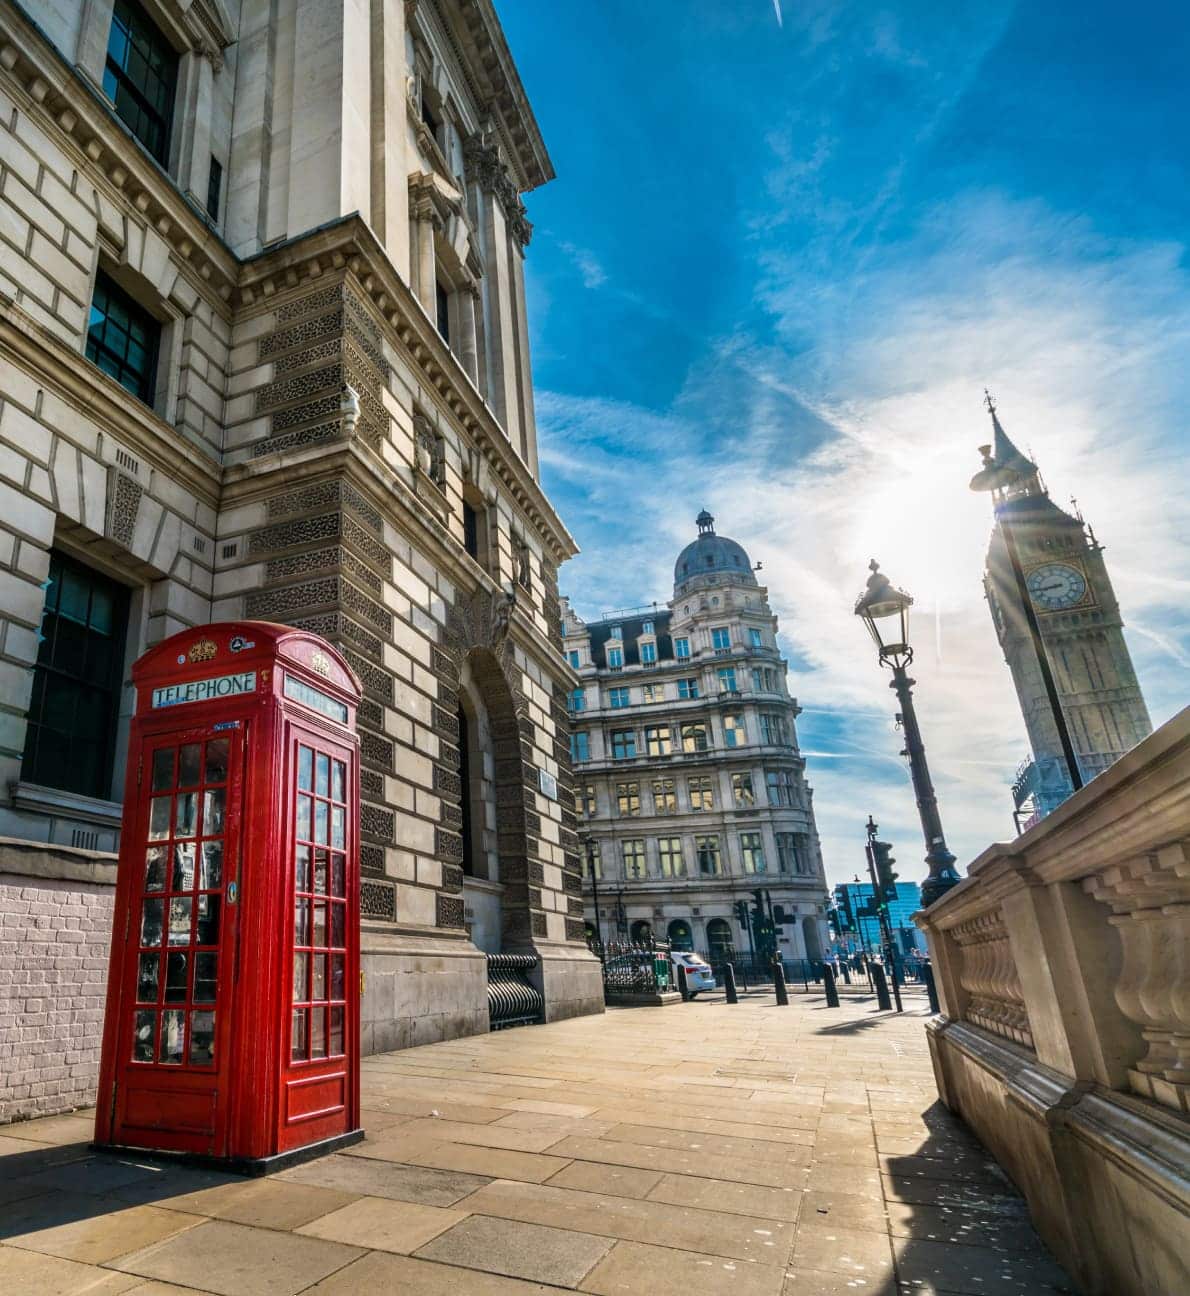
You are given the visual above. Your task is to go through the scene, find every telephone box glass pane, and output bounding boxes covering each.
[141,897,164,945]
[171,842,195,891]
[330,954,344,999]
[295,845,310,892]
[312,902,327,947]
[315,753,329,797]
[175,793,198,838]
[189,1010,215,1065]
[314,801,328,845]
[149,797,171,839]
[331,806,345,849]
[331,854,345,897]
[196,895,220,945]
[332,760,345,801]
[313,849,328,895]
[168,897,192,945]
[312,953,326,1000]
[203,788,226,835]
[205,738,229,783]
[291,1008,307,1061]
[329,1006,344,1056]
[145,846,166,891]
[178,743,202,788]
[200,841,222,890]
[297,795,311,841]
[330,902,345,949]
[137,953,159,1002]
[194,951,217,1003]
[133,1010,155,1061]
[151,748,174,791]
[160,1009,184,1063]
[298,746,313,792]
[164,951,189,1002]
[294,897,309,945]
[293,951,308,1002]
[310,1007,326,1058]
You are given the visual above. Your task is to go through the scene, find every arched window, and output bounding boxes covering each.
[706,918,733,961]
[630,919,652,945]
[668,918,693,951]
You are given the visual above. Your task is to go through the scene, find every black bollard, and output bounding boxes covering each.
[922,960,940,1014]
[772,959,789,1006]
[823,964,840,1007]
[872,962,893,1011]
[724,962,739,1004]
[676,963,689,1001]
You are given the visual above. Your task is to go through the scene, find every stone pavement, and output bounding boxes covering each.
[0,990,1075,1295]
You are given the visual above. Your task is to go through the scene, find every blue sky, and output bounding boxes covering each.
[499,0,1190,885]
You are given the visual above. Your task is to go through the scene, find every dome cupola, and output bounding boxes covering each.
[673,511,758,596]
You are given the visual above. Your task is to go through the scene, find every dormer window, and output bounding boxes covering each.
[642,621,654,635]
[609,626,622,640]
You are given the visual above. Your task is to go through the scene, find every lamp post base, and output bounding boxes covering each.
[920,869,962,908]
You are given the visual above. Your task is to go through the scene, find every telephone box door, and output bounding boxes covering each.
[277,721,359,1151]
[109,724,243,1154]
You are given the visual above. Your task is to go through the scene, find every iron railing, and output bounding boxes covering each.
[486,952,544,1030]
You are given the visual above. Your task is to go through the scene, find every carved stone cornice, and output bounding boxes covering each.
[464,129,532,247]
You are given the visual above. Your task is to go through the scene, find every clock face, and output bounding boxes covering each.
[1026,562,1087,610]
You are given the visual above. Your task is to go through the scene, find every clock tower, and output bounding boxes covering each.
[972,397,1152,821]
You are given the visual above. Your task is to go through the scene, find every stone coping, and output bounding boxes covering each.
[0,835,118,886]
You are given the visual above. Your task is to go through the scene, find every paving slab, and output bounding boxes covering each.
[0,1190,200,1266]
[414,1213,615,1287]
[277,1153,490,1205]
[299,1250,559,1294]
[579,1239,786,1296]
[297,1196,468,1253]
[0,1245,144,1294]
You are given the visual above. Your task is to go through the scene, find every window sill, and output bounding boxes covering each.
[11,782,123,828]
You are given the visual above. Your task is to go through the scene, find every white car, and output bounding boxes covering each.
[671,952,716,996]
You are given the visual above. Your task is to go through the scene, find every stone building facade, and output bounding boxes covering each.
[975,401,1152,823]
[0,0,600,1070]
[563,513,830,965]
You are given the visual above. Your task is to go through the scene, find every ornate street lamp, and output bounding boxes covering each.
[585,836,605,961]
[854,560,961,907]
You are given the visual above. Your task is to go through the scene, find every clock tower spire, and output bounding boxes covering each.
[971,396,1152,825]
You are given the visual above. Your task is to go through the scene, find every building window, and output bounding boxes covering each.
[740,832,766,873]
[640,641,657,665]
[86,271,161,406]
[21,551,128,799]
[435,281,450,341]
[645,726,672,757]
[642,620,654,635]
[766,769,795,806]
[776,833,798,873]
[567,649,582,669]
[607,646,623,670]
[751,667,764,692]
[571,732,589,762]
[622,839,647,880]
[463,501,480,559]
[616,782,640,816]
[689,776,714,812]
[723,714,745,748]
[717,667,737,694]
[609,625,623,640]
[696,835,721,875]
[759,712,788,746]
[206,155,223,220]
[711,626,731,653]
[104,0,178,167]
[677,677,699,700]
[611,729,636,760]
[569,689,585,712]
[581,784,597,816]
[608,686,630,708]
[642,683,663,704]
[749,628,764,648]
[652,778,676,814]
[674,637,691,660]
[732,772,755,807]
[658,836,684,877]
[584,840,602,880]
[681,722,709,754]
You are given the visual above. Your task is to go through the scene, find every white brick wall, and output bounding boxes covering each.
[0,857,115,1124]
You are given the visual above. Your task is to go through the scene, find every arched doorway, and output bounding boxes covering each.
[668,918,693,951]
[802,915,823,962]
[630,919,652,945]
[706,918,733,961]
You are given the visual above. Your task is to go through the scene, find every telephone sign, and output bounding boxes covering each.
[95,622,364,1172]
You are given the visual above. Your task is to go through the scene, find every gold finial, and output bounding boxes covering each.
[868,558,880,574]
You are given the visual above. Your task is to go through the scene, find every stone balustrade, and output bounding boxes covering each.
[915,706,1190,1296]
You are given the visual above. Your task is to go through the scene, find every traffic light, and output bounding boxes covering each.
[733,899,750,926]
[772,903,792,925]
[872,840,899,903]
[838,888,855,931]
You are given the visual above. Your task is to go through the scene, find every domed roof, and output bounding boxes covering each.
[673,511,757,594]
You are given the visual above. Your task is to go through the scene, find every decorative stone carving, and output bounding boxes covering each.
[463,128,533,247]
[105,469,142,549]
[951,908,1034,1050]
[413,414,446,487]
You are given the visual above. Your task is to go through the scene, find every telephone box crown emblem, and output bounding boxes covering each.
[311,650,332,677]
[188,638,218,663]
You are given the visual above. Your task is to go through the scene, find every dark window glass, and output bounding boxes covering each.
[103,0,178,166]
[86,271,160,405]
[436,281,450,342]
[206,155,223,220]
[463,501,479,559]
[21,552,128,799]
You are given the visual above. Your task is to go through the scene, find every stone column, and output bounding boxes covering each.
[457,285,479,383]
[412,201,438,316]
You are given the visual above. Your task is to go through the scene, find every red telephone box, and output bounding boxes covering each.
[95,622,364,1171]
